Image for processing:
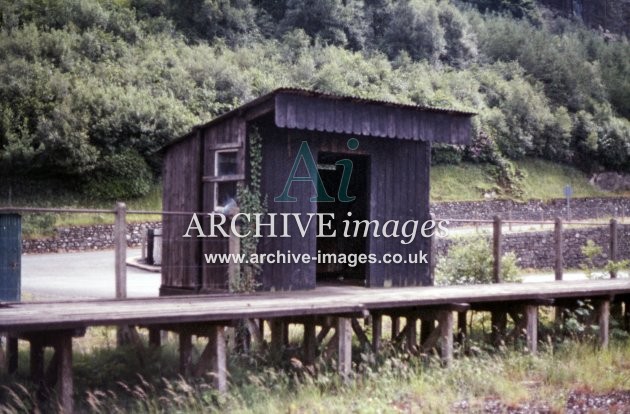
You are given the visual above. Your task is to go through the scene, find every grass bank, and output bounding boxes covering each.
[430,158,612,202]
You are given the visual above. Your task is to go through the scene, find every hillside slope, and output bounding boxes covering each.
[0,0,628,203]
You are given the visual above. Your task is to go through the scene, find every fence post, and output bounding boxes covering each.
[554,217,563,281]
[115,202,128,346]
[115,202,127,298]
[493,216,502,283]
[610,218,618,279]
[429,212,437,285]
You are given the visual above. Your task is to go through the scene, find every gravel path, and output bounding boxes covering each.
[454,390,630,413]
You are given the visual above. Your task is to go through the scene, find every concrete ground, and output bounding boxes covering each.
[19,249,627,301]
[21,248,160,301]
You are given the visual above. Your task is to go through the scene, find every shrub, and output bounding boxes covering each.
[436,235,521,285]
[84,150,153,200]
[597,116,630,172]
[431,144,463,165]
[579,239,604,279]
[21,213,57,238]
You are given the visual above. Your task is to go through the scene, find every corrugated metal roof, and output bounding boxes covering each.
[162,88,476,150]
[274,88,477,116]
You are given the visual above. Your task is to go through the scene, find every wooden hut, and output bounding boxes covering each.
[160,88,474,294]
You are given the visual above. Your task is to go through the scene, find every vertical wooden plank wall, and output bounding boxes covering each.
[257,128,432,290]
[259,124,317,290]
[161,133,203,292]
[368,138,431,287]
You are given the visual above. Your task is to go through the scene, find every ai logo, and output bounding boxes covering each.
[274,138,359,203]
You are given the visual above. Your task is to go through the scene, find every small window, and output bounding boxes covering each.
[216,151,238,176]
[213,150,240,210]
[216,181,237,207]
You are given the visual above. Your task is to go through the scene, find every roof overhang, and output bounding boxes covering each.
[161,88,476,152]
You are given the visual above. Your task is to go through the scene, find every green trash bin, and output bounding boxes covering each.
[0,213,21,301]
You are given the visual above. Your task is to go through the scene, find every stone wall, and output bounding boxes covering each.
[22,222,161,254]
[435,224,630,270]
[19,197,630,271]
[430,197,630,224]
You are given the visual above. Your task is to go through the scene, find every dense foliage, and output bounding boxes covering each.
[435,235,521,285]
[0,0,629,199]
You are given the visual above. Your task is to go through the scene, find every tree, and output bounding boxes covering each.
[438,1,478,67]
[279,0,367,50]
[381,0,445,63]
[469,0,539,21]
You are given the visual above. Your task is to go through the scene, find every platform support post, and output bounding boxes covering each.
[597,300,610,349]
[524,305,538,354]
[198,326,227,392]
[55,334,73,414]
[457,311,467,345]
[491,311,507,347]
[179,332,192,376]
[148,328,161,348]
[7,337,18,374]
[372,314,382,352]
[391,317,400,338]
[270,319,286,361]
[420,318,434,345]
[30,339,45,386]
[438,311,454,367]
[337,317,352,380]
[406,316,417,351]
[303,321,317,364]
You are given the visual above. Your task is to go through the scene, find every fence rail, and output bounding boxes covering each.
[0,204,626,294]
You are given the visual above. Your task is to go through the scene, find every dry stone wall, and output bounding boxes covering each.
[430,197,630,224]
[22,222,161,254]
[435,224,630,269]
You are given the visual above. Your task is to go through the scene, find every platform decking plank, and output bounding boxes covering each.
[1,280,629,334]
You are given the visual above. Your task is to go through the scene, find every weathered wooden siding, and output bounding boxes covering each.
[368,137,431,287]
[258,121,317,291]
[275,92,471,145]
[161,132,203,291]
[255,128,431,290]
[200,116,246,292]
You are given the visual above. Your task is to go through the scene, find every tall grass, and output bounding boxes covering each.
[1,328,629,413]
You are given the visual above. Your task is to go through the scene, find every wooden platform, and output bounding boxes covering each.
[1,279,629,413]
[2,280,629,332]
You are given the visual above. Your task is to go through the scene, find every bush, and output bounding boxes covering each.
[84,150,153,200]
[431,144,463,165]
[436,235,521,285]
[21,213,57,238]
[597,116,630,172]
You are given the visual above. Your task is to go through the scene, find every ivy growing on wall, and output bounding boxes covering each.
[233,125,266,293]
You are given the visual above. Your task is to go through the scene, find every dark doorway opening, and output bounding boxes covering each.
[316,152,370,286]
